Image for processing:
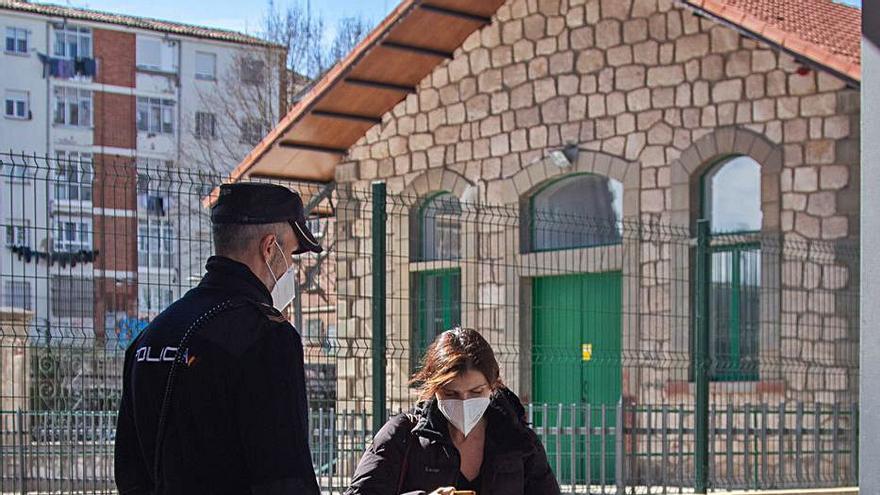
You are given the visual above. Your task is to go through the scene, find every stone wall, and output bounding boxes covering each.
[333,0,859,413]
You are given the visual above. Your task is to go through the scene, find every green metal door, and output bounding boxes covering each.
[532,271,622,483]
[412,269,461,370]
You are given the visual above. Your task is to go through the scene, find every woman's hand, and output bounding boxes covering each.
[427,487,456,495]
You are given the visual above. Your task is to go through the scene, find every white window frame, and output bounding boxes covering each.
[53,87,92,127]
[54,150,93,201]
[2,155,35,181]
[52,24,92,59]
[240,57,265,85]
[240,119,264,145]
[137,217,175,269]
[194,51,216,80]
[194,111,216,139]
[136,36,178,72]
[50,276,93,318]
[5,219,30,247]
[52,217,92,252]
[137,97,175,134]
[5,27,28,54]
[4,90,28,119]
[138,284,174,312]
[4,280,32,311]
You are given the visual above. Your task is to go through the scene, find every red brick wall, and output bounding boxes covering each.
[94,92,136,149]
[91,154,139,335]
[91,30,138,338]
[93,28,135,87]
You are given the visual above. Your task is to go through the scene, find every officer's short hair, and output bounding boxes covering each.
[212,222,289,256]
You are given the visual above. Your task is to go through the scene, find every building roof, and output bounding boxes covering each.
[226,0,861,184]
[0,0,280,48]
[680,0,860,82]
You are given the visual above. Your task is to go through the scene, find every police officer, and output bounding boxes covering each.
[115,183,322,494]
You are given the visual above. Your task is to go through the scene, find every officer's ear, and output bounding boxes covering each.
[258,231,277,261]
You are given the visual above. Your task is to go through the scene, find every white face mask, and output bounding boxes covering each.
[265,239,296,311]
[437,396,491,437]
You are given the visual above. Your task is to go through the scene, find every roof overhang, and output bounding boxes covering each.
[225,0,505,184]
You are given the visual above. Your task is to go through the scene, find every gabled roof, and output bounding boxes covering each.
[228,0,860,184]
[680,0,860,83]
[225,0,505,184]
[0,0,279,48]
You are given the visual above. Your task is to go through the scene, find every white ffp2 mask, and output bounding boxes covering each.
[437,397,490,437]
[266,239,297,311]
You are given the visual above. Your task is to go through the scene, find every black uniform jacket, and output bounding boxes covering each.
[114,256,319,495]
[345,388,560,495]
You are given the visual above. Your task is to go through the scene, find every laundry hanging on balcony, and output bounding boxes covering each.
[8,245,99,267]
[37,53,97,79]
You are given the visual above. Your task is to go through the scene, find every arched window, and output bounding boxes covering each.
[415,192,461,261]
[703,156,762,234]
[702,156,762,381]
[526,174,623,252]
[410,191,462,370]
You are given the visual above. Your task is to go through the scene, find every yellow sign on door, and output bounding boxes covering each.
[582,343,592,362]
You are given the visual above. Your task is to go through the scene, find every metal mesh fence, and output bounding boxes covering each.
[0,151,858,493]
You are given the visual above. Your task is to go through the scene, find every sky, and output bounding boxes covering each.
[73,0,862,40]
[76,0,396,37]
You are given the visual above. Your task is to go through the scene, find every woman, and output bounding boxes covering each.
[346,327,560,495]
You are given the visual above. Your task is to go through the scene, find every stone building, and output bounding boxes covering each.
[229,0,860,478]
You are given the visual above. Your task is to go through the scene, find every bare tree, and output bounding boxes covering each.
[182,1,372,175]
[328,16,371,67]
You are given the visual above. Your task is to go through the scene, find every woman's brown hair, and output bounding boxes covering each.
[411,327,502,401]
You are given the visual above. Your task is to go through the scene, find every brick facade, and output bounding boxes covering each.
[94,92,136,149]
[91,28,138,338]
[93,28,136,87]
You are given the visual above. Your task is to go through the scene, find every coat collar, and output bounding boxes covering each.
[198,256,273,305]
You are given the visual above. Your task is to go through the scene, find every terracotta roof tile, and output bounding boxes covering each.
[680,0,860,82]
[0,0,279,48]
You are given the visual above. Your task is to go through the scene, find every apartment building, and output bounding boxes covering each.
[0,0,284,345]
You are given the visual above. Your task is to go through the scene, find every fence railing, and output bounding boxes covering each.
[0,151,860,493]
[0,401,857,493]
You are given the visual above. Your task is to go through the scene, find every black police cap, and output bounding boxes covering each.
[211,183,322,254]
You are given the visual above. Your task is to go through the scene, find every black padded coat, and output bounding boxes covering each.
[346,388,560,495]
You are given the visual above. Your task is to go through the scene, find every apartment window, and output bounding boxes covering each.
[137,36,178,72]
[54,151,93,201]
[137,97,175,134]
[306,218,324,239]
[138,284,174,312]
[51,276,93,318]
[138,218,175,269]
[5,27,28,54]
[52,24,91,59]
[4,280,32,311]
[195,111,216,139]
[5,220,30,247]
[304,318,324,339]
[53,218,92,252]
[241,57,265,85]
[4,90,28,119]
[240,119,264,145]
[2,155,35,180]
[195,51,216,80]
[53,87,92,126]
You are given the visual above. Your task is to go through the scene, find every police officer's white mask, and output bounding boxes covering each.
[265,239,297,311]
[437,396,491,437]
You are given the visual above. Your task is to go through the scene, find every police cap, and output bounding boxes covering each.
[211,183,322,254]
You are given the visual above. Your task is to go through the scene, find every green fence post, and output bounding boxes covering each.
[371,181,387,435]
[695,219,711,493]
